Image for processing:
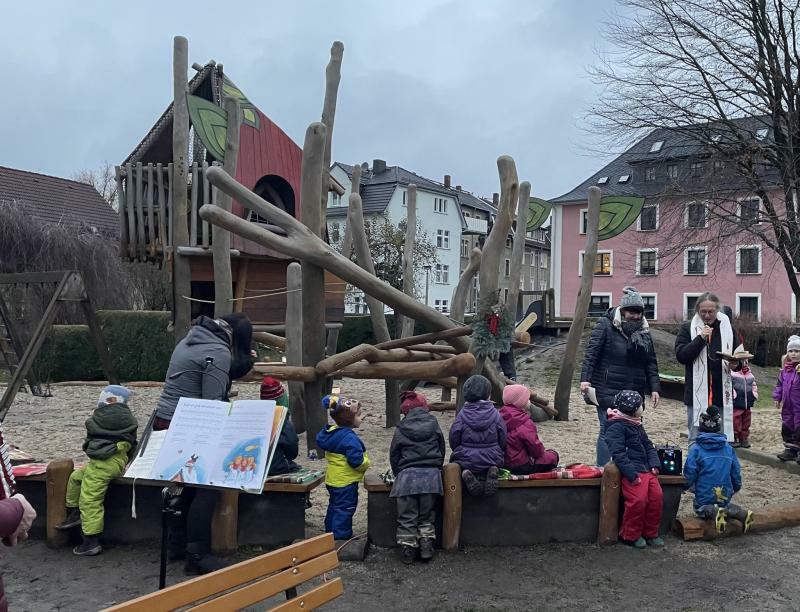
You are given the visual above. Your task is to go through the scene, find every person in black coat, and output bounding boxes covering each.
[268,419,300,476]
[389,391,445,564]
[580,287,661,466]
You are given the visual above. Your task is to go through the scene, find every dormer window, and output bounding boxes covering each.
[618,175,631,183]
[597,176,609,185]
[649,140,664,153]
[756,127,769,140]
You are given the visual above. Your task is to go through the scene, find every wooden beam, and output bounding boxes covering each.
[320,41,344,235]
[399,184,417,338]
[157,163,167,249]
[252,331,287,350]
[285,262,305,434]
[674,504,800,541]
[554,186,601,420]
[441,462,462,552]
[451,247,481,324]
[146,164,156,258]
[404,344,458,354]
[340,163,360,261]
[46,459,73,549]
[597,462,620,545]
[375,326,473,351]
[506,181,530,321]
[115,166,127,259]
[211,490,238,555]
[252,364,317,382]
[315,343,376,377]
[135,162,146,260]
[167,163,174,247]
[339,353,475,379]
[202,162,211,247]
[190,162,199,246]
[125,163,136,259]
[232,258,248,314]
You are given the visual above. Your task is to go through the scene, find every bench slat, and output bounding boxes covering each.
[102,533,334,611]
[191,551,339,611]
[269,578,344,612]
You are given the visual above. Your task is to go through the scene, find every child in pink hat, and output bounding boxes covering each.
[500,384,559,475]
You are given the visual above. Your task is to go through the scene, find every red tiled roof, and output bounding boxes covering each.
[0,166,118,235]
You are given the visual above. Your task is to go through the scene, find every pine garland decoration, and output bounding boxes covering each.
[471,291,514,360]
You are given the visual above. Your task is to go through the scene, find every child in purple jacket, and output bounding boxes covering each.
[449,375,507,497]
[775,335,800,462]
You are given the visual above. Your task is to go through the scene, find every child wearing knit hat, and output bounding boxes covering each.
[260,377,300,476]
[774,336,800,462]
[389,391,445,564]
[499,385,559,475]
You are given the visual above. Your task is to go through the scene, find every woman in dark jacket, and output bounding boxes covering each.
[580,287,661,466]
[149,313,255,575]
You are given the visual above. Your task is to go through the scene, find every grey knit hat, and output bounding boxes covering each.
[620,286,644,313]
[463,374,492,402]
[788,335,800,351]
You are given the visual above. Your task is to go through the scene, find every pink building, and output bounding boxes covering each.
[550,122,795,323]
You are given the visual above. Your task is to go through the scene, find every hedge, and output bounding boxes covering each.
[33,311,174,382]
[336,314,472,352]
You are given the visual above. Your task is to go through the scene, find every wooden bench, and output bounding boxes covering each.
[15,460,324,553]
[103,533,342,611]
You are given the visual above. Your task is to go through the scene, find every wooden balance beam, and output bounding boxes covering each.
[674,503,800,541]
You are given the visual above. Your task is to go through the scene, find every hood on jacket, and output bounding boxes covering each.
[89,403,138,433]
[316,424,353,453]
[459,400,498,432]
[500,404,530,430]
[184,319,231,348]
[398,408,439,442]
[695,432,729,450]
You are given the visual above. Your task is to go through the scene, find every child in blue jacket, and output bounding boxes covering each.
[316,395,370,540]
[684,405,754,533]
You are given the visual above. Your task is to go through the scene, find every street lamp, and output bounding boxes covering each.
[423,264,432,306]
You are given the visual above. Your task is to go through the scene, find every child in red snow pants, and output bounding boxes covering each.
[620,471,663,541]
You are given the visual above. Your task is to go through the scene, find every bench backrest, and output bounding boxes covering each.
[103,533,342,611]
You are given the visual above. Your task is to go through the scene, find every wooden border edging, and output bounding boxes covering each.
[735,447,800,476]
[597,463,620,545]
[674,503,800,541]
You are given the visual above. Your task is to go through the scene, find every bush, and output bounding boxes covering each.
[34,310,174,382]
[336,314,455,352]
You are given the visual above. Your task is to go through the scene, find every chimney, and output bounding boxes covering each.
[492,193,499,206]
[444,174,451,188]
[456,185,462,191]
[373,159,386,174]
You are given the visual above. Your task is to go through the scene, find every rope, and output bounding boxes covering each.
[181,288,349,304]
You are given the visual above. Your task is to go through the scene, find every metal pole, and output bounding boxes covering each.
[425,268,430,306]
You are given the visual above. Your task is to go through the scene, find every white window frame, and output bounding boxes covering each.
[579,209,588,235]
[644,166,655,182]
[792,293,797,323]
[637,202,659,231]
[683,292,703,320]
[639,293,658,321]
[736,244,762,275]
[436,229,451,249]
[683,246,708,275]
[597,176,609,185]
[441,299,449,313]
[441,264,449,284]
[540,252,548,268]
[636,248,659,276]
[756,127,769,141]
[578,249,614,277]
[402,190,407,207]
[736,293,762,322]
[331,192,342,207]
[650,140,664,153]
[684,201,709,229]
[434,197,448,214]
[667,164,678,179]
[588,292,613,316]
[503,288,509,303]
[504,258,511,277]
[461,239,469,257]
[736,196,762,225]
[618,174,631,183]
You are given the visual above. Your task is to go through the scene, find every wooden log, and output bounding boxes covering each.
[157,163,167,248]
[375,326,472,351]
[320,41,344,236]
[115,166,127,259]
[125,163,137,259]
[597,462,620,545]
[300,123,328,453]
[428,401,456,412]
[172,36,192,342]
[338,353,475,379]
[252,364,317,382]
[286,262,305,433]
[399,184,417,338]
[135,162,147,260]
[146,163,156,258]
[506,181,530,321]
[554,186,601,420]
[46,459,74,549]
[211,489,238,556]
[201,161,211,247]
[674,504,800,541]
[212,96,241,318]
[441,462,462,552]
[340,163,360,261]
[365,349,449,363]
[190,162,199,246]
[167,163,174,247]
[252,331,287,350]
[405,344,458,354]
[315,343,376,377]
[430,377,457,389]
[233,258,248,314]
[451,247,481,324]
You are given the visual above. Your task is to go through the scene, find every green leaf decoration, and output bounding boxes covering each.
[186,94,227,162]
[527,197,552,231]
[597,196,645,241]
[222,76,260,130]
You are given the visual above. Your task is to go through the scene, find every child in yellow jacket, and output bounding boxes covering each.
[316,395,370,540]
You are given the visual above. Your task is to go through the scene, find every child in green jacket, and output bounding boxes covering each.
[56,385,138,556]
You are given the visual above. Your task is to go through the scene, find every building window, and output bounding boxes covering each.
[532,251,540,268]
[464,211,471,218]
[506,237,513,249]
[331,193,342,207]
[434,299,450,313]
[738,198,761,224]
[641,294,657,320]
[690,161,705,177]
[330,222,340,243]
[756,127,769,141]
[684,293,702,319]
[540,252,548,268]
[461,239,469,257]
[588,294,612,316]
[579,250,613,276]
[736,294,761,321]
[434,197,448,214]
[736,245,762,274]
[649,140,664,153]
[352,295,366,314]
[597,176,609,185]
[667,164,678,180]
[638,202,658,231]
[539,278,547,291]
[645,167,655,182]
[504,259,511,277]
[435,264,449,284]
[579,209,588,234]
[685,202,707,228]
[684,247,707,275]
[637,249,658,276]
[713,160,726,173]
[402,191,407,207]
[618,174,631,183]
[436,229,450,249]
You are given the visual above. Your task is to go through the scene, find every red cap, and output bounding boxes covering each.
[400,391,429,415]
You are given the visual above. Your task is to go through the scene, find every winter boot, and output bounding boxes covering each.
[400,545,416,565]
[462,470,483,497]
[623,537,647,549]
[740,436,751,449]
[714,507,727,533]
[731,439,741,448]
[743,510,755,533]
[56,507,81,531]
[484,467,500,497]
[646,537,665,547]
[777,448,798,461]
[73,534,102,556]
[419,538,435,561]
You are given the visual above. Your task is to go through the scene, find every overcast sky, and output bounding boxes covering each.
[1,0,619,200]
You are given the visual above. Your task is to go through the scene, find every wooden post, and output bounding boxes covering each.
[506,181,530,322]
[146,164,156,258]
[399,184,417,338]
[554,186,601,421]
[286,262,305,433]
[233,258,249,314]
[135,162,146,260]
[347,190,401,427]
[46,459,74,549]
[115,166,127,259]
[341,163,360,261]
[597,462,620,545]
[300,123,328,453]
[210,490,239,555]
[320,41,344,235]
[190,162,199,246]
[157,163,167,249]
[167,163,174,247]
[172,36,192,342]
[212,97,241,318]
[442,462,462,552]
[125,163,137,260]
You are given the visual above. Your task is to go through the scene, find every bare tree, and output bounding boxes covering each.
[73,161,118,210]
[591,0,800,310]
